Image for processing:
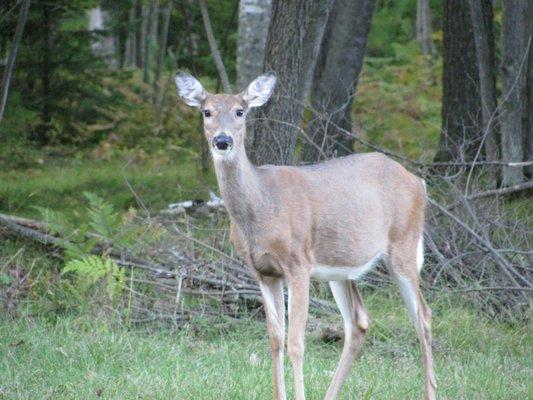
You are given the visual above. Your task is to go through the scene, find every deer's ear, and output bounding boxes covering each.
[175,71,207,107]
[242,72,277,108]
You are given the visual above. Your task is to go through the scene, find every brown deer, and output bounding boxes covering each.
[175,71,436,400]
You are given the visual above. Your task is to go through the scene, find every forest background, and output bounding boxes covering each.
[0,1,531,399]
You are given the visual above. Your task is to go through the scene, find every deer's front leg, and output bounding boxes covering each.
[286,272,310,400]
[259,276,287,400]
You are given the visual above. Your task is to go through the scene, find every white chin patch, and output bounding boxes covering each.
[211,146,235,160]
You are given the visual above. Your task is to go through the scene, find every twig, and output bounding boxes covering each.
[463,181,533,201]
[198,0,232,93]
[450,286,533,293]
[427,197,532,294]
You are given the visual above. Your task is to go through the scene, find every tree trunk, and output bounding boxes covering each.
[143,1,155,84]
[39,2,52,145]
[236,0,272,91]
[501,0,528,186]
[88,7,118,69]
[435,0,482,162]
[124,0,138,67]
[416,0,435,56]
[524,1,533,179]
[199,0,232,93]
[179,0,198,71]
[468,0,499,185]
[250,0,335,165]
[301,0,375,163]
[135,1,145,68]
[0,0,30,127]
[154,0,173,103]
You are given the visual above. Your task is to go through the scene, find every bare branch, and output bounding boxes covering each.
[0,0,31,126]
[198,0,232,93]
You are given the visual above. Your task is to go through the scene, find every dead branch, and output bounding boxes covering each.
[198,0,232,93]
[0,212,335,319]
[462,181,533,201]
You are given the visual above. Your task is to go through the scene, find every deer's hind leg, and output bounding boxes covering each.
[324,280,370,400]
[388,237,436,400]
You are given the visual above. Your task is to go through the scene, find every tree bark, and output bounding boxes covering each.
[0,0,30,127]
[250,0,335,165]
[124,0,138,67]
[501,0,528,186]
[435,0,483,162]
[301,0,375,163]
[525,1,533,179]
[416,0,435,56]
[198,0,232,93]
[135,1,145,68]
[143,0,155,84]
[154,0,173,103]
[38,2,52,145]
[468,0,499,185]
[236,0,272,91]
[88,7,118,69]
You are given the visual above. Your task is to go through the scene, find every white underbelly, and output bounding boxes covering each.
[310,253,382,282]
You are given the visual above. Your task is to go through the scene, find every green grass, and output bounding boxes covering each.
[1,290,531,400]
[0,156,215,221]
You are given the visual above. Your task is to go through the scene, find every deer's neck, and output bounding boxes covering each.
[213,146,263,226]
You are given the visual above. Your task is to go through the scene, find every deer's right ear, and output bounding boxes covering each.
[175,72,207,108]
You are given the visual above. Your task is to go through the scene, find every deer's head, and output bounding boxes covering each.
[175,71,276,161]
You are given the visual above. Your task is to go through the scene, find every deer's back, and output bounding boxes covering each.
[254,153,426,269]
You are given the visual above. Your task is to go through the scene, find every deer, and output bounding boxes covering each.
[175,71,436,400]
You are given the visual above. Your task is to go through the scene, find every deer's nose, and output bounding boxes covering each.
[213,134,233,151]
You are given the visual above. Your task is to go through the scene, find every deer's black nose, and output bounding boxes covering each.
[213,134,233,150]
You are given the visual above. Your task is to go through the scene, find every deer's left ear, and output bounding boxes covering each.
[242,72,277,108]
[175,71,207,107]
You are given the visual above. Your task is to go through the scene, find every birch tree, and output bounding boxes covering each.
[416,0,435,56]
[236,0,272,91]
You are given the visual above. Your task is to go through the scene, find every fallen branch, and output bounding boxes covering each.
[0,213,335,317]
[463,181,533,201]
[162,192,225,214]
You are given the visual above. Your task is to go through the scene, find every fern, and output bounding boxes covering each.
[33,206,73,237]
[63,256,125,303]
[84,192,121,241]
[35,193,139,306]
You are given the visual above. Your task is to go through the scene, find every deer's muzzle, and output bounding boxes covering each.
[213,134,234,151]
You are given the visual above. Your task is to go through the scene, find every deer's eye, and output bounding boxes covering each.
[236,109,244,117]
[203,110,212,118]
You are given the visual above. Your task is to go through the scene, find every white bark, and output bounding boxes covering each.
[88,7,118,69]
[416,0,434,55]
[236,0,272,91]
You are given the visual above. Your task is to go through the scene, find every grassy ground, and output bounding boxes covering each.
[0,155,215,222]
[1,289,531,400]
